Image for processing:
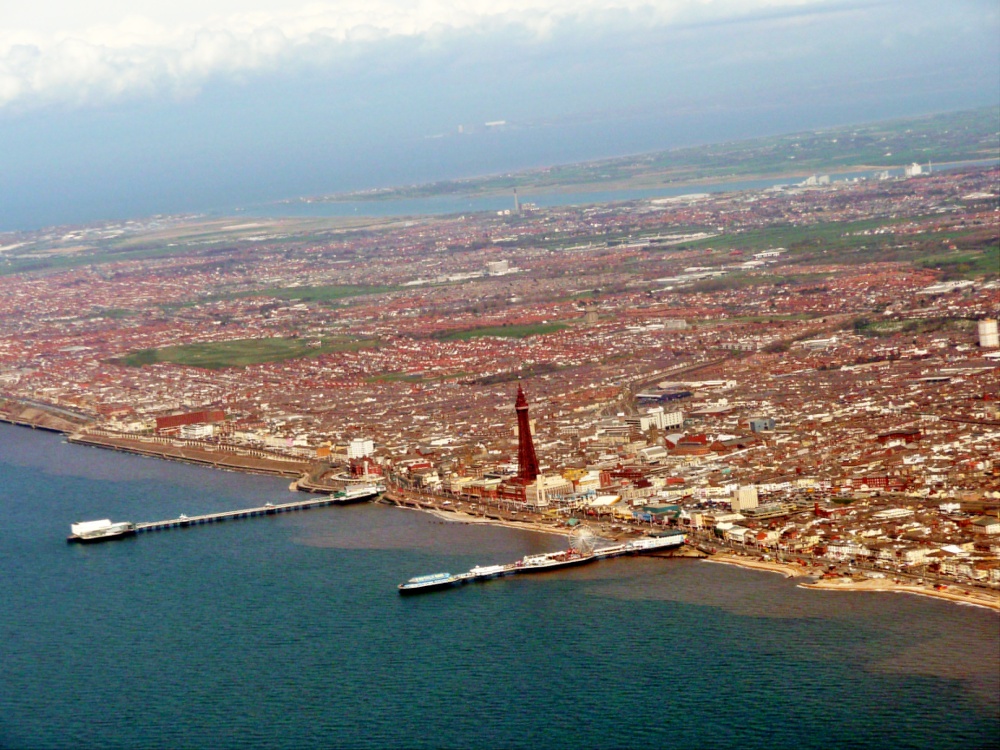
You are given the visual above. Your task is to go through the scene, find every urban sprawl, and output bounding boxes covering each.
[1,163,998,602]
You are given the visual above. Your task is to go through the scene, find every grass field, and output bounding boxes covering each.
[435,323,568,341]
[671,217,998,277]
[676,218,895,254]
[119,336,379,369]
[230,284,398,303]
[851,316,977,338]
[917,246,999,279]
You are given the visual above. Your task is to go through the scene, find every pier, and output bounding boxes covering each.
[135,493,377,534]
[398,532,688,593]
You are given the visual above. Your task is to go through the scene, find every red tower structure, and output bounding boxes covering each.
[515,384,540,482]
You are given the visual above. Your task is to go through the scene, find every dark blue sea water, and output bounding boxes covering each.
[1,423,998,750]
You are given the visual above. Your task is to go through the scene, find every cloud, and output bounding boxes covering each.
[0,0,846,112]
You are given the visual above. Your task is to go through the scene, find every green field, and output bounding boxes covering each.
[851,316,977,338]
[119,336,380,369]
[229,284,398,303]
[676,217,900,254]
[670,217,998,275]
[436,323,568,341]
[917,246,999,279]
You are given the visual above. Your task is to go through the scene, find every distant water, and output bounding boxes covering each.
[237,160,1000,221]
[1,422,997,750]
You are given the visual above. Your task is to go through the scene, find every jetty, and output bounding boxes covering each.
[398,531,688,593]
[68,490,381,542]
[136,495,353,533]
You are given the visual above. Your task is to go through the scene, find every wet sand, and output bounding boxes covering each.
[801,577,1000,612]
[705,554,811,578]
[424,507,569,537]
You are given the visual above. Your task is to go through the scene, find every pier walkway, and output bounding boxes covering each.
[135,494,372,534]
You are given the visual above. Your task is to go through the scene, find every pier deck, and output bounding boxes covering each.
[399,532,688,593]
[135,493,378,534]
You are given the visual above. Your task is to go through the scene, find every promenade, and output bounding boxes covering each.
[68,430,312,478]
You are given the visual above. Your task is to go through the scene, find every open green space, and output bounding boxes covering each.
[671,216,998,275]
[119,336,379,369]
[229,284,398,303]
[0,245,198,276]
[917,246,999,279]
[435,322,569,341]
[851,316,978,338]
[677,217,900,254]
[682,272,834,294]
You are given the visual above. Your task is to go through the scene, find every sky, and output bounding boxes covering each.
[0,0,998,230]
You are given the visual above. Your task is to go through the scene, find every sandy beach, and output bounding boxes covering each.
[801,577,1000,611]
[414,511,1000,612]
[704,554,812,578]
[423,507,571,537]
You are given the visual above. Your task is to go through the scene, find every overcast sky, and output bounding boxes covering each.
[1,0,997,230]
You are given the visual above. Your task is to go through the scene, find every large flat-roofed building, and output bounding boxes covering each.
[348,438,375,459]
[486,260,510,276]
[155,409,225,434]
[626,407,683,432]
[731,485,759,512]
[978,319,999,349]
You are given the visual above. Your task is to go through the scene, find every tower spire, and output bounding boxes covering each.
[515,384,539,482]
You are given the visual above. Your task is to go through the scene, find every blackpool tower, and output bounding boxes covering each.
[515,384,540,482]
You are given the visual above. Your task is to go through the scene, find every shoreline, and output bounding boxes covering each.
[3,415,997,613]
[313,157,999,205]
[0,412,311,478]
[703,554,812,579]
[801,577,1000,612]
[67,431,311,478]
[0,405,88,435]
[419,507,569,538]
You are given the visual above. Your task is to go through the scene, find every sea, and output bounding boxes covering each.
[1,422,997,750]
[237,160,1000,222]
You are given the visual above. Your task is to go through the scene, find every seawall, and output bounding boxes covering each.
[67,432,313,478]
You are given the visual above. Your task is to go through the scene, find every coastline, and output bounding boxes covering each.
[704,554,812,579]
[3,413,997,613]
[411,506,569,538]
[0,409,312,478]
[0,403,87,434]
[313,157,1000,205]
[67,431,312,478]
[801,577,1000,612]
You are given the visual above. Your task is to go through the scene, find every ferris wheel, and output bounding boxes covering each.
[567,525,598,555]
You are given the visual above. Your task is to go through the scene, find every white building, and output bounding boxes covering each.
[873,508,914,521]
[180,423,214,439]
[638,445,669,463]
[731,485,759,512]
[486,260,510,276]
[978,319,999,349]
[626,407,683,432]
[348,438,375,459]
